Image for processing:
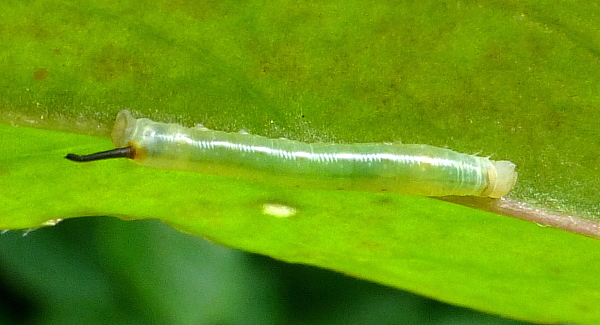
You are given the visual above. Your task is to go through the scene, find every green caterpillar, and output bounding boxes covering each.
[66,110,517,198]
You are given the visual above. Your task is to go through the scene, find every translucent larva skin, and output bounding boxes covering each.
[112,110,517,198]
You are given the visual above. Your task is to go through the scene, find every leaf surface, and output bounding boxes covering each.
[1,1,599,323]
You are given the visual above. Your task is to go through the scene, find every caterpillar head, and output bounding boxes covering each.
[487,161,518,198]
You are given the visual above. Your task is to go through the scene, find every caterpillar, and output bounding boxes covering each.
[66,110,517,198]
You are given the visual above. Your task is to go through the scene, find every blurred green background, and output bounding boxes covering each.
[0,218,530,325]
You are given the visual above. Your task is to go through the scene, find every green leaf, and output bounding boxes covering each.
[1,0,599,324]
[2,124,600,324]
